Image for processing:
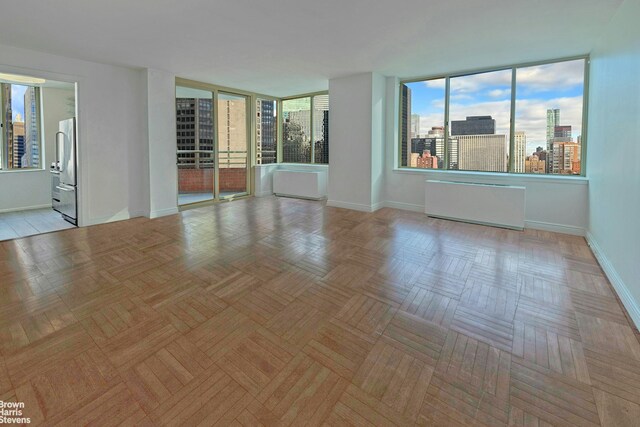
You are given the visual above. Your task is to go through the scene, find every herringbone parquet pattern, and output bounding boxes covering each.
[1,196,639,426]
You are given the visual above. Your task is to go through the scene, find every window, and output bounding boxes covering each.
[1,80,42,170]
[313,94,329,164]
[282,94,329,164]
[399,57,587,176]
[515,60,585,175]
[256,98,277,164]
[400,78,445,169]
[282,97,311,163]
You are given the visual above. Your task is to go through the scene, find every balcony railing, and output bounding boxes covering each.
[177,149,247,169]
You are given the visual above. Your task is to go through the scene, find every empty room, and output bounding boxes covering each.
[0,0,639,425]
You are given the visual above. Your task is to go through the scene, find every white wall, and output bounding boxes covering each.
[382,76,589,235]
[371,72,386,208]
[327,72,389,212]
[586,0,640,325]
[328,73,374,210]
[0,43,147,226]
[144,69,178,218]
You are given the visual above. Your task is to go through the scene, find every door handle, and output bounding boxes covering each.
[55,131,64,170]
[56,185,74,192]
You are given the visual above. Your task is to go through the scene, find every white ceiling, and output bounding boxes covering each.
[0,0,624,97]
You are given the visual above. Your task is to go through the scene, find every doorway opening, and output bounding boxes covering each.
[0,73,78,241]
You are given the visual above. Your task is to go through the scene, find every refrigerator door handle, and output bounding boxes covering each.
[55,131,64,170]
[56,184,74,192]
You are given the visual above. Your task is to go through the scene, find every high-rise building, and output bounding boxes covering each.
[457,134,507,172]
[552,141,581,174]
[256,99,276,164]
[218,97,247,169]
[12,115,25,169]
[286,110,311,141]
[451,116,495,136]
[283,119,309,163]
[176,97,214,169]
[21,87,40,168]
[450,117,498,170]
[313,96,329,164]
[314,109,329,164]
[553,125,572,144]
[283,98,311,163]
[410,114,420,138]
[546,109,560,146]
[554,125,572,139]
[401,84,411,166]
[546,108,560,173]
[513,131,526,173]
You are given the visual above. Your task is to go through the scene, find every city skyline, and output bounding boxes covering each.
[406,59,584,154]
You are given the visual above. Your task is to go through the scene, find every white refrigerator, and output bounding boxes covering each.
[52,118,77,225]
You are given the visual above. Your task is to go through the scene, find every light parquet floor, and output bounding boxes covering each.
[1,196,639,426]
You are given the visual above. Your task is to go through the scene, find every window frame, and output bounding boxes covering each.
[280,90,329,165]
[255,97,278,165]
[397,55,590,177]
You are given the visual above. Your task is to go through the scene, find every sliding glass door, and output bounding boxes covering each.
[217,92,249,198]
[176,84,250,206]
[176,86,214,205]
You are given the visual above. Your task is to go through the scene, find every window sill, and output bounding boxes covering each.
[0,168,46,174]
[392,168,588,185]
[279,163,329,168]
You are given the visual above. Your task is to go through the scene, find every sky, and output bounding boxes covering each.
[10,84,27,121]
[407,59,585,154]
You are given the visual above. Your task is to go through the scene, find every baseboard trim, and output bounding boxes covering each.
[276,193,325,201]
[586,231,640,329]
[382,200,424,212]
[84,211,136,227]
[326,200,376,212]
[149,207,179,219]
[524,220,585,236]
[255,191,274,198]
[371,201,384,212]
[0,204,51,213]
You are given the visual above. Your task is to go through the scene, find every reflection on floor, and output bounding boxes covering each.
[178,192,213,206]
[0,207,75,241]
[178,191,247,206]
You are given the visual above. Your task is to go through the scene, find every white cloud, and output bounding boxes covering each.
[450,69,512,95]
[517,59,584,92]
[422,59,584,96]
[488,89,510,98]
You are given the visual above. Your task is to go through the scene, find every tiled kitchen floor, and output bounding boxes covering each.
[0,207,75,241]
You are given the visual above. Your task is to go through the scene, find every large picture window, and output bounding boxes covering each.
[399,57,587,176]
[282,94,329,164]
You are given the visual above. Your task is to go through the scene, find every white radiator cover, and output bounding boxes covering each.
[273,170,327,200]
[425,180,525,230]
